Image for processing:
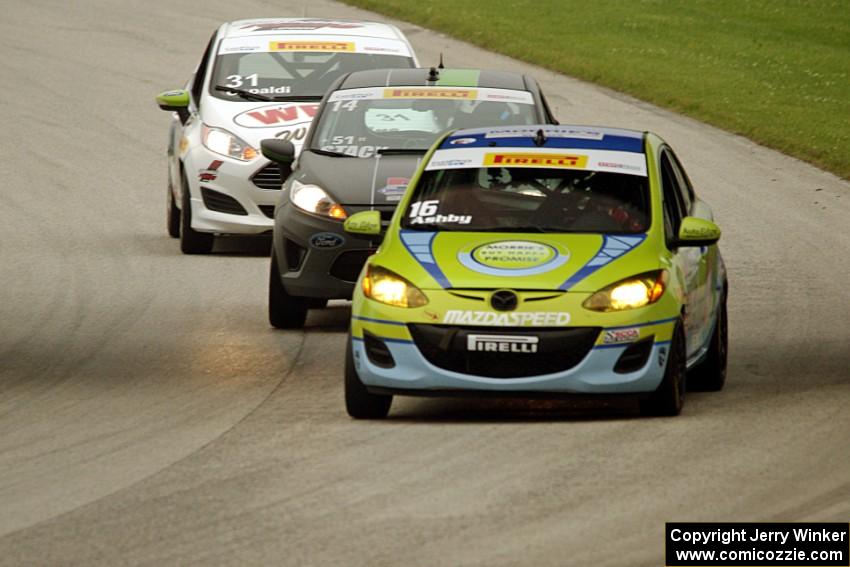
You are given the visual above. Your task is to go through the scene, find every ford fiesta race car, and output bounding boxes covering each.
[260,68,559,328]
[342,125,728,418]
[155,18,418,253]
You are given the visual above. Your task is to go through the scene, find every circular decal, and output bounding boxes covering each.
[449,137,477,145]
[472,241,557,270]
[309,232,345,249]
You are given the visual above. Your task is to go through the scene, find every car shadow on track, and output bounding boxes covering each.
[388,397,645,422]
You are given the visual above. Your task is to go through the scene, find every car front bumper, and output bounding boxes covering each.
[350,294,679,395]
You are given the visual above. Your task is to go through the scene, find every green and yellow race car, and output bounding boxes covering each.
[342,125,727,418]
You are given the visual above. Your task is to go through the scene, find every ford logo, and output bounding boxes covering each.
[309,232,344,249]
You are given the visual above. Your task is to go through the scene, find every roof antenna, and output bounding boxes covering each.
[427,66,440,82]
[533,128,547,147]
[438,52,445,69]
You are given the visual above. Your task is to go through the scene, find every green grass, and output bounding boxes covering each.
[345,0,850,179]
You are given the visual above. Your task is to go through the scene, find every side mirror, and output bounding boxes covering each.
[261,139,296,165]
[344,210,381,236]
[156,89,190,123]
[676,217,721,247]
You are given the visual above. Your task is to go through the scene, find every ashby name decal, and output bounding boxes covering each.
[467,334,539,353]
[444,311,570,326]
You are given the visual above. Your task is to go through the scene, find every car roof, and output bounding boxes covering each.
[221,18,406,41]
[338,68,531,91]
[439,125,646,153]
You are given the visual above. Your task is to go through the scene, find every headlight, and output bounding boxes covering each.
[201,124,257,161]
[290,180,347,219]
[583,270,667,312]
[362,265,428,308]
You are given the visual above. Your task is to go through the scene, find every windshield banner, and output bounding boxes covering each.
[426,147,648,176]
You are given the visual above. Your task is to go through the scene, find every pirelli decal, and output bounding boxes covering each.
[483,152,588,169]
[383,88,477,99]
[269,41,355,52]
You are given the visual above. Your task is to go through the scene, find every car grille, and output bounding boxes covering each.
[251,163,285,190]
[329,250,372,282]
[201,187,247,216]
[407,324,601,378]
[258,205,276,219]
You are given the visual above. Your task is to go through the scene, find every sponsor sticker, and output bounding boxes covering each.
[233,103,318,128]
[378,177,409,202]
[603,327,640,344]
[467,334,539,353]
[428,158,473,168]
[269,40,354,52]
[449,137,478,145]
[485,127,605,140]
[383,88,477,100]
[240,21,363,32]
[472,241,558,270]
[198,159,223,182]
[309,232,345,249]
[483,152,588,169]
[444,311,570,327]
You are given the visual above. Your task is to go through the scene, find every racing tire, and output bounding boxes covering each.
[308,298,329,309]
[179,173,214,254]
[688,292,728,392]
[167,182,180,238]
[345,332,392,419]
[640,320,687,417]
[268,253,309,329]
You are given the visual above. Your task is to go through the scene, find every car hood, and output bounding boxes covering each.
[384,231,655,292]
[296,151,425,206]
[202,98,320,152]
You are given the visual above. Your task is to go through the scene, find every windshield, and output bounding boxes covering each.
[209,52,413,101]
[311,87,538,158]
[401,167,650,233]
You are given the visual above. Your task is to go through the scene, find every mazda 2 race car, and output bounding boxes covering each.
[343,124,728,418]
[260,68,559,328]
[155,18,418,253]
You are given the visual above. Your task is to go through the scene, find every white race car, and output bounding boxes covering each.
[156,19,418,253]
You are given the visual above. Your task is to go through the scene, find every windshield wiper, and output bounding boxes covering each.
[377,148,429,155]
[268,95,324,102]
[310,148,355,158]
[213,85,274,102]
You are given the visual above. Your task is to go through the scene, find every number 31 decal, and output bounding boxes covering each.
[225,74,259,88]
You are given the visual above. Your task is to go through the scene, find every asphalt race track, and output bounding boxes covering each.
[1,1,848,564]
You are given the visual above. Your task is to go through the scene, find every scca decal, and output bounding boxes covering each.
[483,153,588,168]
[383,88,477,100]
[269,41,354,52]
[443,311,570,326]
[234,103,319,128]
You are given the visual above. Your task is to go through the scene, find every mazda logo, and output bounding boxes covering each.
[490,290,518,312]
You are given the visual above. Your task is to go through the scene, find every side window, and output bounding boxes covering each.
[190,31,218,109]
[667,149,694,213]
[660,150,686,247]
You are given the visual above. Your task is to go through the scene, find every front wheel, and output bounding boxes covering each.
[689,292,728,391]
[179,173,214,254]
[268,253,308,329]
[345,332,392,419]
[167,181,180,238]
[640,320,686,417]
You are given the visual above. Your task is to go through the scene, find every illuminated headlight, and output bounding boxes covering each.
[362,265,428,308]
[201,124,257,161]
[290,180,347,219]
[583,270,667,312]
